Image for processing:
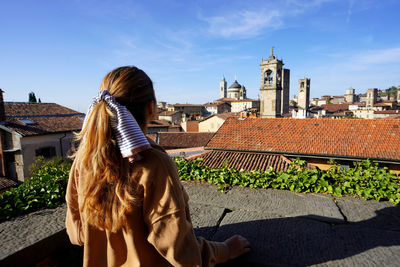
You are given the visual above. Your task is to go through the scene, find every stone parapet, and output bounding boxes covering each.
[1,183,400,266]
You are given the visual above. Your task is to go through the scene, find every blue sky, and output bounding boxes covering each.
[1,0,399,112]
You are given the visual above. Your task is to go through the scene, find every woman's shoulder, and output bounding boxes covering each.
[133,142,180,189]
[135,140,175,172]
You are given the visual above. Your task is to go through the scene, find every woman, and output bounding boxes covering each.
[65,66,250,266]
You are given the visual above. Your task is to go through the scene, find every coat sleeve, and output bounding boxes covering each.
[65,161,84,246]
[142,154,230,267]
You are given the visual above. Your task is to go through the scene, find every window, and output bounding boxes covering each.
[35,146,56,159]
[264,70,273,84]
[18,119,35,125]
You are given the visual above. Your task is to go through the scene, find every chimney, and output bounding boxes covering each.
[0,89,5,121]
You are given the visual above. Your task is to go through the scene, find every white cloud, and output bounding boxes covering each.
[305,46,400,97]
[350,47,400,66]
[200,9,283,38]
[346,0,355,23]
[199,0,335,39]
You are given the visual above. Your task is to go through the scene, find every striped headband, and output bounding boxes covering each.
[83,90,151,160]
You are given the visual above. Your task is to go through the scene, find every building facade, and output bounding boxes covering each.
[0,93,84,182]
[230,99,260,113]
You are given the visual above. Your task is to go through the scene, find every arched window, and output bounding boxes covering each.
[264,70,273,84]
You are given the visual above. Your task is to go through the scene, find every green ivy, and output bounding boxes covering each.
[174,157,400,205]
[1,156,399,222]
[0,157,71,222]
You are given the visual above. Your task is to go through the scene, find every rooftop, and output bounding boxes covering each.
[147,120,170,128]
[228,80,241,89]
[230,98,259,103]
[171,104,205,107]
[158,132,215,149]
[188,150,292,172]
[320,103,351,113]
[158,110,182,116]
[374,110,400,114]
[3,102,84,137]
[206,117,400,162]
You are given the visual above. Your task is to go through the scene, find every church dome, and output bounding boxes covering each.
[229,80,241,89]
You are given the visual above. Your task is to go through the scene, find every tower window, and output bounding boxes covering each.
[264,70,273,84]
[301,82,304,88]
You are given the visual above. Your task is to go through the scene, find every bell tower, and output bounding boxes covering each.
[397,86,400,104]
[298,78,310,110]
[260,47,284,117]
[220,76,227,99]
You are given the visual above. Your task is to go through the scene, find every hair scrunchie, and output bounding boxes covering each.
[83,90,151,160]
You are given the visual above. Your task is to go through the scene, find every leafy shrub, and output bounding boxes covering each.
[174,157,400,205]
[1,156,399,222]
[0,157,71,222]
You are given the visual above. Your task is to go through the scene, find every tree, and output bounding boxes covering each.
[29,92,37,103]
[390,86,398,97]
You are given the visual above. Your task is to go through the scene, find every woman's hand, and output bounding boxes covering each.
[224,234,251,259]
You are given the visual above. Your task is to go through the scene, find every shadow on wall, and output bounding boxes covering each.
[210,205,400,267]
[26,206,400,266]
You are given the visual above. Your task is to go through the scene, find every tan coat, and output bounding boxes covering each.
[65,141,229,267]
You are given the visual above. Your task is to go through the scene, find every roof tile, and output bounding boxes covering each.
[158,132,214,149]
[4,102,84,136]
[206,117,400,161]
[190,150,291,172]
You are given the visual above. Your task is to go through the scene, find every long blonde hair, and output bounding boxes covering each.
[74,66,155,232]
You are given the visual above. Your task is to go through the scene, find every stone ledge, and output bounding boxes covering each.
[0,204,69,266]
[1,183,400,266]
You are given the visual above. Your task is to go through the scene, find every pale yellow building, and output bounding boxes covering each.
[199,113,234,132]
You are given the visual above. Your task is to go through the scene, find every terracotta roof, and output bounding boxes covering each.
[146,133,157,142]
[189,150,291,172]
[206,117,400,161]
[374,110,400,114]
[171,104,204,107]
[204,101,230,107]
[185,120,199,132]
[374,102,395,107]
[158,132,214,149]
[320,104,351,112]
[147,120,170,128]
[5,102,82,117]
[216,97,237,102]
[158,110,181,116]
[3,102,84,137]
[351,102,366,106]
[231,98,259,103]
